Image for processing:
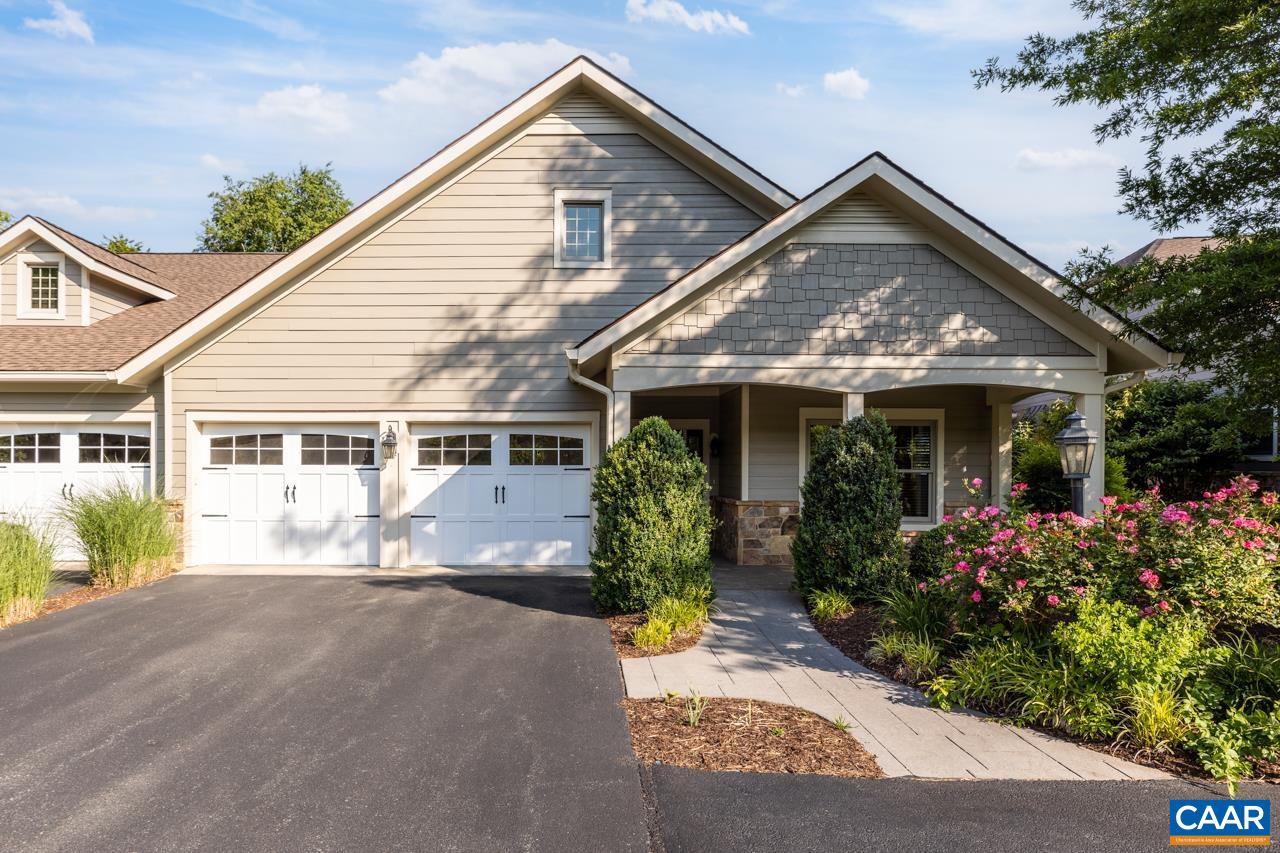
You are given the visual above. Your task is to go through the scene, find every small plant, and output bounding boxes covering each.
[1121,685,1192,755]
[0,520,55,626]
[870,630,942,680]
[632,618,674,650]
[648,590,711,633]
[832,716,851,733]
[683,692,708,727]
[879,585,950,640]
[808,588,854,621]
[768,726,785,737]
[61,483,179,588]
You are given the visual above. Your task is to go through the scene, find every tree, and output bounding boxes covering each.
[589,417,714,613]
[197,164,352,253]
[103,234,144,253]
[0,209,11,231]
[1106,379,1270,498]
[791,412,905,599]
[976,1,1280,408]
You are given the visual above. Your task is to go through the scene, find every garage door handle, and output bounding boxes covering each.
[501,486,506,504]
[61,484,67,499]
[291,485,296,503]
[494,485,499,504]
[284,484,290,503]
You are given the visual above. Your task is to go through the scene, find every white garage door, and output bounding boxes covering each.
[0,425,152,561]
[197,427,379,565]
[409,425,591,566]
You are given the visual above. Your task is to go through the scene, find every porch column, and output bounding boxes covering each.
[990,402,1013,508]
[1074,392,1106,513]
[611,390,632,445]
[843,392,865,420]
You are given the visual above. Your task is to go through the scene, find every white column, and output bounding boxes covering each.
[740,385,750,500]
[844,392,865,420]
[379,418,403,568]
[611,391,632,446]
[990,402,1013,508]
[1074,392,1106,513]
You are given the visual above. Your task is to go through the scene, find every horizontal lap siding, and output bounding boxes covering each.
[89,275,146,322]
[748,385,842,500]
[1,240,84,326]
[166,92,762,495]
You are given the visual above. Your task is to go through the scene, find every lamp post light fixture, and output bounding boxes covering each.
[380,427,399,462]
[1054,410,1098,517]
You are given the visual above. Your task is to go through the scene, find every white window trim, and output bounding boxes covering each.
[553,188,612,269]
[798,406,946,530]
[16,251,66,320]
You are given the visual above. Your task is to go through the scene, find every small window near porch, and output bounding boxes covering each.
[892,423,935,521]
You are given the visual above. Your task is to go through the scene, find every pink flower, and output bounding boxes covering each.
[1263,492,1277,506]
[917,582,927,591]
[971,590,982,603]
[1101,496,1117,507]
[972,478,984,488]
[1072,586,1086,597]
[942,514,953,523]
[943,534,955,545]
[1157,600,1170,612]
[1015,579,1027,590]
[1046,594,1061,607]
[1160,506,1192,525]
[1138,569,1160,589]
[1011,482,1028,497]
[955,561,970,573]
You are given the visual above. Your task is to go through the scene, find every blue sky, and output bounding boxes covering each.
[0,0,1171,264]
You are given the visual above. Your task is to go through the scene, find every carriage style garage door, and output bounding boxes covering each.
[196,426,380,565]
[408,425,591,566]
[0,424,152,561]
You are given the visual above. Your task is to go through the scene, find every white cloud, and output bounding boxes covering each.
[379,40,632,107]
[243,84,352,135]
[185,1,314,41]
[775,82,805,97]
[878,0,1081,41]
[625,0,750,35]
[1015,147,1121,171]
[0,187,152,222]
[24,1,94,43]
[199,153,244,173]
[823,67,870,100]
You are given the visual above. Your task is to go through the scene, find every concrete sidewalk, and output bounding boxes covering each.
[621,575,1169,781]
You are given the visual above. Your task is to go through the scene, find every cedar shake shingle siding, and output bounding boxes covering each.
[628,243,1089,357]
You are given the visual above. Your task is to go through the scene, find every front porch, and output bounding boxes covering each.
[620,382,1106,567]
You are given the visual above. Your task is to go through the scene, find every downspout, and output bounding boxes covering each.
[567,355,614,446]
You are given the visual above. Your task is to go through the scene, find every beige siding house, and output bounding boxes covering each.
[0,58,1175,568]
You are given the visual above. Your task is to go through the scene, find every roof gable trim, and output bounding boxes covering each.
[0,218,176,302]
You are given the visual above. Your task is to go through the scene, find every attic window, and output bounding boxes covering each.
[17,253,66,320]
[30,266,59,311]
[553,188,612,269]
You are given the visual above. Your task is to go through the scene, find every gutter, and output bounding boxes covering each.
[567,356,614,445]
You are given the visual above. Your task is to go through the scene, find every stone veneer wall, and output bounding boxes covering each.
[629,243,1088,357]
[713,497,800,566]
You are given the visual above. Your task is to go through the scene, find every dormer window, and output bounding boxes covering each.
[30,266,59,311]
[553,188,611,269]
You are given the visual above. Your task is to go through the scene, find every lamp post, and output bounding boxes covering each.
[1054,410,1098,517]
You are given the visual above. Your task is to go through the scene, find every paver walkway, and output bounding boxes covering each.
[621,578,1169,781]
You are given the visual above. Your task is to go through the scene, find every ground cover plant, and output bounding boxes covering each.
[609,582,715,658]
[0,521,55,626]
[871,476,1280,789]
[62,483,180,588]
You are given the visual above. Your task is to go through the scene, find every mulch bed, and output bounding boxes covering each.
[606,613,705,658]
[2,574,173,630]
[624,696,883,778]
[809,605,1280,784]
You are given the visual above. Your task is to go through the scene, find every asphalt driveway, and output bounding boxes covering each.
[0,574,648,853]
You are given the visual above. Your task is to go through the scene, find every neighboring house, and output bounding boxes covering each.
[0,58,1174,568]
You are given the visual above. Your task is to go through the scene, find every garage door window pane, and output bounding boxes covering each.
[5,433,61,464]
[216,434,283,466]
[419,434,490,467]
[80,432,149,464]
[510,434,584,466]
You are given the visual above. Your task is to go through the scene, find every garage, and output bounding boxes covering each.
[0,424,153,561]
[196,426,380,566]
[409,425,591,566]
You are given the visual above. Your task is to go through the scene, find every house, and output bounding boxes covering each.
[0,57,1175,568]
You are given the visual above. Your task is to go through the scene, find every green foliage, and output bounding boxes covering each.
[1106,379,1270,498]
[102,234,144,253]
[869,630,942,681]
[1187,707,1280,795]
[683,692,708,727]
[590,417,714,613]
[62,483,179,588]
[0,209,11,231]
[0,521,55,625]
[879,585,951,640]
[632,618,674,650]
[1205,633,1280,712]
[807,588,854,621]
[906,525,951,582]
[1052,600,1209,692]
[1012,400,1131,512]
[1122,685,1192,754]
[648,586,713,633]
[791,412,905,598]
[198,163,352,252]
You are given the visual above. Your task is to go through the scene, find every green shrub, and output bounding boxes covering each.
[1051,599,1209,692]
[1122,685,1192,754]
[62,483,179,588]
[648,589,712,633]
[879,585,951,640]
[1012,400,1131,512]
[1205,633,1280,712]
[632,618,675,650]
[0,521,55,625]
[870,630,942,680]
[906,525,951,581]
[791,412,905,598]
[590,417,715,613]
[808,588,854,621]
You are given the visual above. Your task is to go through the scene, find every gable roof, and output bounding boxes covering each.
[0,251,283,374]
[109,56,796,385]
[1117,236,1225,266]
[569,152,1177,374]
[0,216,177,301]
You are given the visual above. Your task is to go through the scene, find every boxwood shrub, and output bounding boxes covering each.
[791,412,905,598]
[590,416,714,613]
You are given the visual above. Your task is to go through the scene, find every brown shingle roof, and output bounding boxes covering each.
[0,249,284,372]
[1117,236,1225,266]
[33,217,170,289]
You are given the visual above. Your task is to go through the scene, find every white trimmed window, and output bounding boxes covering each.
[553,188,612,269]
[16,252,66,319]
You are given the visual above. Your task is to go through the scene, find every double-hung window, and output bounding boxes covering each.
[553,188,612,269]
